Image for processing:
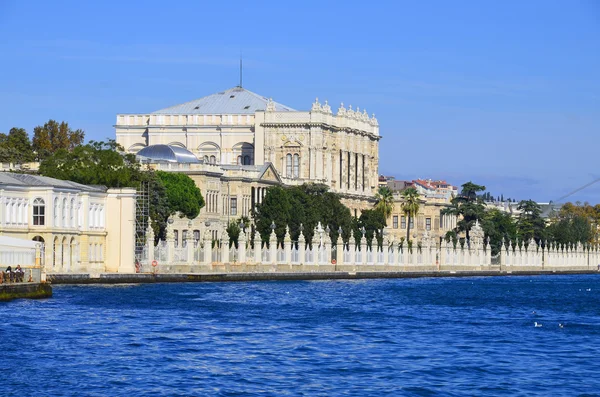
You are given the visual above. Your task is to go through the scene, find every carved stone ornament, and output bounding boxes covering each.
[311,97,322,112]
[370,113,379,126]
[338,102,346,116]
[322,100,332,114]
[266,98,276,112]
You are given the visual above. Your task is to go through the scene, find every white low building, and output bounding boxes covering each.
[0,173,136,274]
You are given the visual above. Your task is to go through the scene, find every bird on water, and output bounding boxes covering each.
[534,322,543,327]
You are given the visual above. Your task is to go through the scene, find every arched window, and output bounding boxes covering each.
[203,155,209,163]
[286,154,292,177]
[33,198,45,226]
[237,155,242,165]
[243,155,250,165]
[293,154,300,178]
[209,155,216,164]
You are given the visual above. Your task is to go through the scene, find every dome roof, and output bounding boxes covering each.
[136,144,200,163]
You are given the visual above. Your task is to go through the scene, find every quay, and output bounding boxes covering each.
[0,282,52,301]
[48,269,600,285]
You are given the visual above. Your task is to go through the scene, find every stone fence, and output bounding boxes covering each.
[138,221,600,274]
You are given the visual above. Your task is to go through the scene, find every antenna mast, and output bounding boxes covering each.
[239,53,243,88]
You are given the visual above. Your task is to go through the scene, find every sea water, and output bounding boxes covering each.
[2,275,600,396]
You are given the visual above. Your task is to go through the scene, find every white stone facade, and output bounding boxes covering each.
[0,173,136,274]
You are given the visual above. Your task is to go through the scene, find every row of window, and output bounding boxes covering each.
[392,216,432,231]
[201,155,254,165]
[3,197,104,229]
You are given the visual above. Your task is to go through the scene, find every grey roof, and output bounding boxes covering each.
[136,144,200,163]
[151,86,295,114]
[0,172,106,192]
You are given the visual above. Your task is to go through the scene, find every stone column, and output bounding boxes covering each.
[146,220,155,266]
[186,229,194,264]
[311,227,319,265]
[254,232,262,264]
[166,220,175,264]
[382,235,389,265]
[336,231,344,268]
[203,230,212,265]
[238,228,246,263]
[284,226,292,265]
[361,234,367,265]
[221,230,230,264]
[269,229,277,265]
[325,232,332,266]
[348,230,356,266]
[299,229,306,265]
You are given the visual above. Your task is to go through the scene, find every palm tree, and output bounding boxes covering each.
[401,187,421,242]
[374,186,394,224]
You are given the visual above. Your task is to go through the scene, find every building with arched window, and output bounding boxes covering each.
[116,86,381,215]
[0,172,135,274]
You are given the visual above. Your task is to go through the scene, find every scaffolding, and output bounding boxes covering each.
[135,180,150,260]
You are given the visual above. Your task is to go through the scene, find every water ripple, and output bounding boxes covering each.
[2,275,600,396]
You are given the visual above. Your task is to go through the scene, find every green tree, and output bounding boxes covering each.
[226,216,251,248]
[0,128,35,163]
[354,209,387,248]
[401,187,420,242]
[442,181,486,241]
[156,171,205,220]
[32,120,85,160]
[481,208,517,255]
[516,200,546,244]
[374,186,394,224]
[253,183,353,247]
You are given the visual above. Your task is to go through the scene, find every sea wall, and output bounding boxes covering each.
[48,268,600,284]
[0,283,52,301]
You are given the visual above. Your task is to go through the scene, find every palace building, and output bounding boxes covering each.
[116,86,382,240]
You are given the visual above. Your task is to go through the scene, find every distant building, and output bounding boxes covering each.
[412,179,458,200]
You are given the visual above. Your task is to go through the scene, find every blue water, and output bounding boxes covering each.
[2,275,600,396]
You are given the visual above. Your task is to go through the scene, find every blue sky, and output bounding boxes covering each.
[1,0,599,203]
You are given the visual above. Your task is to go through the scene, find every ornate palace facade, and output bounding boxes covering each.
[115,86,381,215]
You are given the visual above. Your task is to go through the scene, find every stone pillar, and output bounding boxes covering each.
[146,220,155,265]
[361,234,367,265]
[311,227,319,265]
[238,228,246,263]
[336,231,344,268]
[325,232,332,266]
[186,229,195,264]
[382,235,389,265]
[203,231,212,265]
[221,230,230,264]
[269,229,277,265]
[254,232,262,264]
[284,226,292,265]
[348,230,356,266]
[166,220,175,264]
[299,229,306,265]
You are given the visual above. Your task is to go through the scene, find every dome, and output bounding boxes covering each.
[136,144,200,163]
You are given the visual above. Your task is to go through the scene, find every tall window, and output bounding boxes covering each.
[243,155,251,165]
[209,155,216,164]
[174,230,179,248]
[182,230,188,247]
[339,150,343,188]
[409,217,414,229]
[393,215,398,229]
[362,154,365,191]
[231,198,237,216]
[286,154,292,177]
[237,156,242,165]
[293,154,299,178]
[193,230,200,247]
[426,218,431,231]
[62,198,67,227]
[33,198,45,226]
[54,198,59,226]
[70,199,75,228]
[401,216,406,229]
